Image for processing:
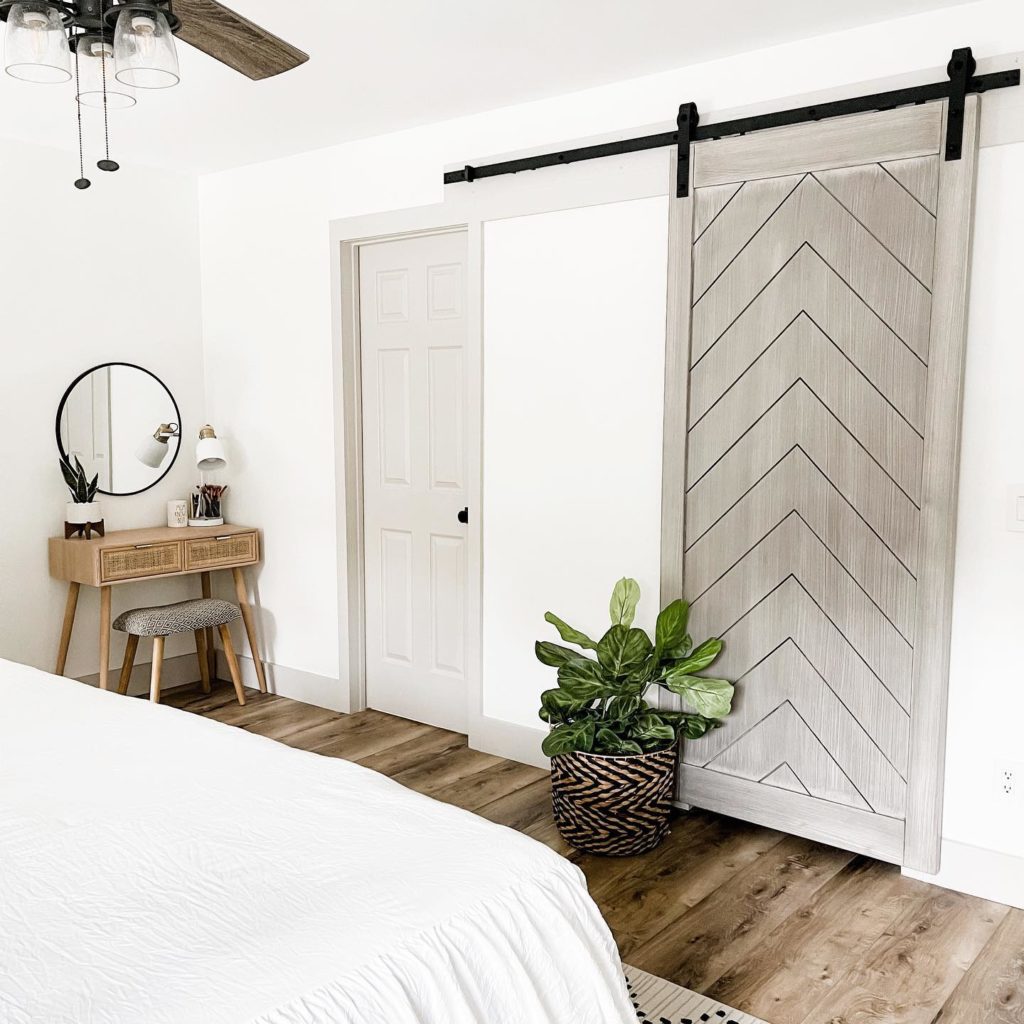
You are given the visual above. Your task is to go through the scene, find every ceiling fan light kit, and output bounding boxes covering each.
[0,0,309,188]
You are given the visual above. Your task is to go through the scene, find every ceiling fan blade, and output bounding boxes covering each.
[172,0,308,81]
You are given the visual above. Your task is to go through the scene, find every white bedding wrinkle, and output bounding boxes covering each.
[0,659,634,1024]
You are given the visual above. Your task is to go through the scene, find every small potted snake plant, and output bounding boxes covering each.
[58,454,101,540]
[537,578,733,856]
[60,454,101,528]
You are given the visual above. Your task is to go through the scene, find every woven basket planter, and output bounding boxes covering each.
[549,744,678,856]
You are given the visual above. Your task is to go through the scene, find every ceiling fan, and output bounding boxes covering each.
[0,0,308,185]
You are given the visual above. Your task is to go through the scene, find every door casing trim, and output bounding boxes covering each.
[329,151,673,754]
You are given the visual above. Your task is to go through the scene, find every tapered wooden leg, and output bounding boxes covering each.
[150,636,165,703]
[200,572,216,682]
[232,567,267,694]
[55,582,80,676]
[218,624,246,706]
[195,630,212,695]
[117,635,139,695]
[99,586,112,691]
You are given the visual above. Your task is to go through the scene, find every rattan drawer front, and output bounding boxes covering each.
[101,543,183,582]
[184,533,257,570]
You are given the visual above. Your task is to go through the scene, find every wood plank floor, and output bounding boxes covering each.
[164,684,1024,1024]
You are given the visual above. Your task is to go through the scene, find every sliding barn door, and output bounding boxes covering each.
[662,100,979,870]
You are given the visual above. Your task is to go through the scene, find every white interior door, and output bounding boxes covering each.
[359,230,470,732]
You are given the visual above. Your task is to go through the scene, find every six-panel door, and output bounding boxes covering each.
[359,231,470,732]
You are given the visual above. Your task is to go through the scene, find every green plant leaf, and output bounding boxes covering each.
[655,599,689,652]
[629,714,676,744]
[596,624,653,677]
[544,612,598,650]
[663,634,693,660]
[682,714,719,740]
[670,637,723,674]
[606,694,643,722]
[556,659,611,701]
[619,740,645,755]
[535,641,591,668]
[662,672,734,718]
[609,577,641,627]
[59,458,78,493]
[542,719,596,757]
[594,727,625,754]
[539,687,589,719]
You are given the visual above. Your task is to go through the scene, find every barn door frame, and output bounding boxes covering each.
[661,97,980,873]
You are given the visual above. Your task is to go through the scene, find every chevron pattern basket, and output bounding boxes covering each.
[550,745,678,856]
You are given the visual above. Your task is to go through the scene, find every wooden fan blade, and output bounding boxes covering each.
[173,0,308,81]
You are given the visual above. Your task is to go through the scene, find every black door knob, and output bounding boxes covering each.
[457,507,469,524]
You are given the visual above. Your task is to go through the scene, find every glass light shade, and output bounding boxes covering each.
[76,36,135,108]
[113,7,178,89]
[4,2,71,84]
[196,426,227,472]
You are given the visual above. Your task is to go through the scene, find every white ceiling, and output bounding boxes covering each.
[0,0,970,173]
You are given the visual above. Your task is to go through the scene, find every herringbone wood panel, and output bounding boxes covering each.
[161,685,1022,1024]
[678,157,945,855]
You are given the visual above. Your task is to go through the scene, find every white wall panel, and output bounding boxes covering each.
[481,198,667,728]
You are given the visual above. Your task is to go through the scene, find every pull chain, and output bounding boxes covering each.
[97,38,119,173]
[73,44,91,190]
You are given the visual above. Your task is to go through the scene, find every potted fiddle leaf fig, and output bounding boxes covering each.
[536,578,733,856]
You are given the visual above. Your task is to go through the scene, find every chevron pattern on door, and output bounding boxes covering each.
[676,151,951,861]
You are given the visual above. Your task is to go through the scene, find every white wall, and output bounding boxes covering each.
[196,0,1024,895]
[482,200,667,728]
[944,142,1024,859]
[0,138,205,682]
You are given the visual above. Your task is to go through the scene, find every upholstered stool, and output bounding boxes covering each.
[113,598,247,705]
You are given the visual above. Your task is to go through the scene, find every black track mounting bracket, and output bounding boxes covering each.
[676,102,699,198]
[945,46,977,161]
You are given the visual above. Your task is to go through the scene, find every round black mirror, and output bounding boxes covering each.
[55,363,181,497]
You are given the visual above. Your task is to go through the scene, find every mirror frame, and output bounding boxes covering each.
[55,362,183,498]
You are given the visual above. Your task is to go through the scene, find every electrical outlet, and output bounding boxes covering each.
[996,762,1024,801]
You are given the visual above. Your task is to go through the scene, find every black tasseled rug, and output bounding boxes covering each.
[623,965,770,1024]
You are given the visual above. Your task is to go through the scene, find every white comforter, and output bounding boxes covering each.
[0,660,633,1024]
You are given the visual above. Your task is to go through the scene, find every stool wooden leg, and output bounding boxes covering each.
[55,581,80,676]
[200,572,216,682]
[150,636,165,703]
[117,635,139,695]
[218,624,246,706]
[195,630,212,695]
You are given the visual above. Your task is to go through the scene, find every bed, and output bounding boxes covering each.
[0,659,634,1024]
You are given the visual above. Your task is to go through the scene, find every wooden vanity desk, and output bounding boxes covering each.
[49,524,265,693]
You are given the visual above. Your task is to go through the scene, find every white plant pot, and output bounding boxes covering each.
[66,501,101,524]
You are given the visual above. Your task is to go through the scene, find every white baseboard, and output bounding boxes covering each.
[469,714,549,769]
[903,838,1024,910]
[216,651,348,713]
[79,653,201,696]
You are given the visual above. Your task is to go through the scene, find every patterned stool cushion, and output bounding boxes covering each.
[113,598,241,638]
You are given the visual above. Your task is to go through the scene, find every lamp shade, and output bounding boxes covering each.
[75,35,135,108]
[196,425,227,472]
[135,434,169,469]
[4,2,71,84]
[113,6,178,89]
